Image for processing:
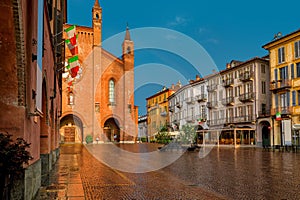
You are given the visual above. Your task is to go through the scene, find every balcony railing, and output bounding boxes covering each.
[222,78,234,87]
[239,92,254,102]
[258,110,270,118]
[225,117,234,124]
[176,102,182,108]
[222,97,234,106]
[207,101,218,109]
[195,94,207,102]
[185,97,195,104]
[160,111,167,117]
[271,107,293,115]
[239,71,254,82]
[207,118,227,126]
[169,106,174,112]
[270,79,291,92]
[207,84,217,92]
[234,115,254,123]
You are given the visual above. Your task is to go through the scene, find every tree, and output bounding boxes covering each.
[155,125,171,144]
[0,133,33,199]
[179,124,197,145]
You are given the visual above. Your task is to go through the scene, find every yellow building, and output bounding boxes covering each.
[146,87,175,137]
[263,29,300,147]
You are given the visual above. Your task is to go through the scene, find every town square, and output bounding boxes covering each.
[1,0,300,199]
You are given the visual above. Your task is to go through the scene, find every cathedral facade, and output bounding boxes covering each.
[60,0,138,143]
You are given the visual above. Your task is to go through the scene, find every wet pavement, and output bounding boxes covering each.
[35,144,300,200]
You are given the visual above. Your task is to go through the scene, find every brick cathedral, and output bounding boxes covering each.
[60,0,138,143]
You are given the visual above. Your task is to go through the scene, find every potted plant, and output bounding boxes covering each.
[0,132,32,199]
[85,134,93,144]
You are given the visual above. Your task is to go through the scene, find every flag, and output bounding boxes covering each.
[66,39,78,55]
[65,25,76,39]
[70,66,79,78]
[68,56,79,78]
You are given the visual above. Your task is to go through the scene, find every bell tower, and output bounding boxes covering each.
[92,0,102,46]
[122,25,134,71]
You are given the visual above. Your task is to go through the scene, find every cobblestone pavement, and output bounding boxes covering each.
[35,144,300,199]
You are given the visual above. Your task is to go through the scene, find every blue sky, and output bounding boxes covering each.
[68,0,300,115]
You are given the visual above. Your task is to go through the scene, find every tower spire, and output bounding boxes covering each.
[124,23,131,41]
[94,0,100,8]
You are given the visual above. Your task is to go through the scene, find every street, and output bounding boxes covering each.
[35,144,300,199]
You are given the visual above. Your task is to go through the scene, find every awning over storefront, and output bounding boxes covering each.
[293,124,300,130]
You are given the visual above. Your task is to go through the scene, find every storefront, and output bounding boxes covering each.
[197,128,255,147]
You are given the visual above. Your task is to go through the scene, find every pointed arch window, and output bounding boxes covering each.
[109,79,115,103]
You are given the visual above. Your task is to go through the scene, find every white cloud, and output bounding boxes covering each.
[167,16,189,27]
[205,38,219,44]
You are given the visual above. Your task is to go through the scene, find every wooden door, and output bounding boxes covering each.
[64,127,75,142]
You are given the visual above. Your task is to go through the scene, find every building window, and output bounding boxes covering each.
[292,91,296,106]
[95,102,100,113]
[298,91,300,105]
[261,64,265,73]
[297,63,300,78]
[109,79,115,103]
[278,47,285,64]
[291,64,295,79]
[279,66,288,80]
[262,81,266,94]
[295,41,300,58]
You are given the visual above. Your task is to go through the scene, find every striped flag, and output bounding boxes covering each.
[68,55,80,78]
[65,25,76,41]
[66,38,78,55]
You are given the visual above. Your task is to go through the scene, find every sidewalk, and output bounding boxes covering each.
[35,144,85,200]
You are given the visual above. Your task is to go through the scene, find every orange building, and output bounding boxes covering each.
[146,87,177,137]
[60,0,138,143]
[0,0,66,198]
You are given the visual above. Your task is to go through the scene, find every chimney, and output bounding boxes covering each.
[196,75,200,81]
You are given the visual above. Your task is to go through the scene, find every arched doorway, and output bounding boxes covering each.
[60,114,83,143]
[262,124,271,148]
[104,118,120,142]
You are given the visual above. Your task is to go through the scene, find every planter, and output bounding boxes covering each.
[0,173,11,200]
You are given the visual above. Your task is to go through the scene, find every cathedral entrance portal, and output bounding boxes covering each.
[104,118,120,142]
[60,114,84,143]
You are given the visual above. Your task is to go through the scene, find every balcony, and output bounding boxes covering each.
[225,117,234,124]
[222,78,234,87]
[239,92,254,102]
[234,115,254,123]
[239,71,254,82]
[270,79,291,92]
[207,101,218,109]
[160,111,167,117]
[271,107,293,116]
[207,84,217,92]
[172,118,178,123]
[258,110,271,118]
[176,102,182,108]
[222,97,234,106]
[195,94,207,102]
[207,118,225,126]
[185,97,195,104]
